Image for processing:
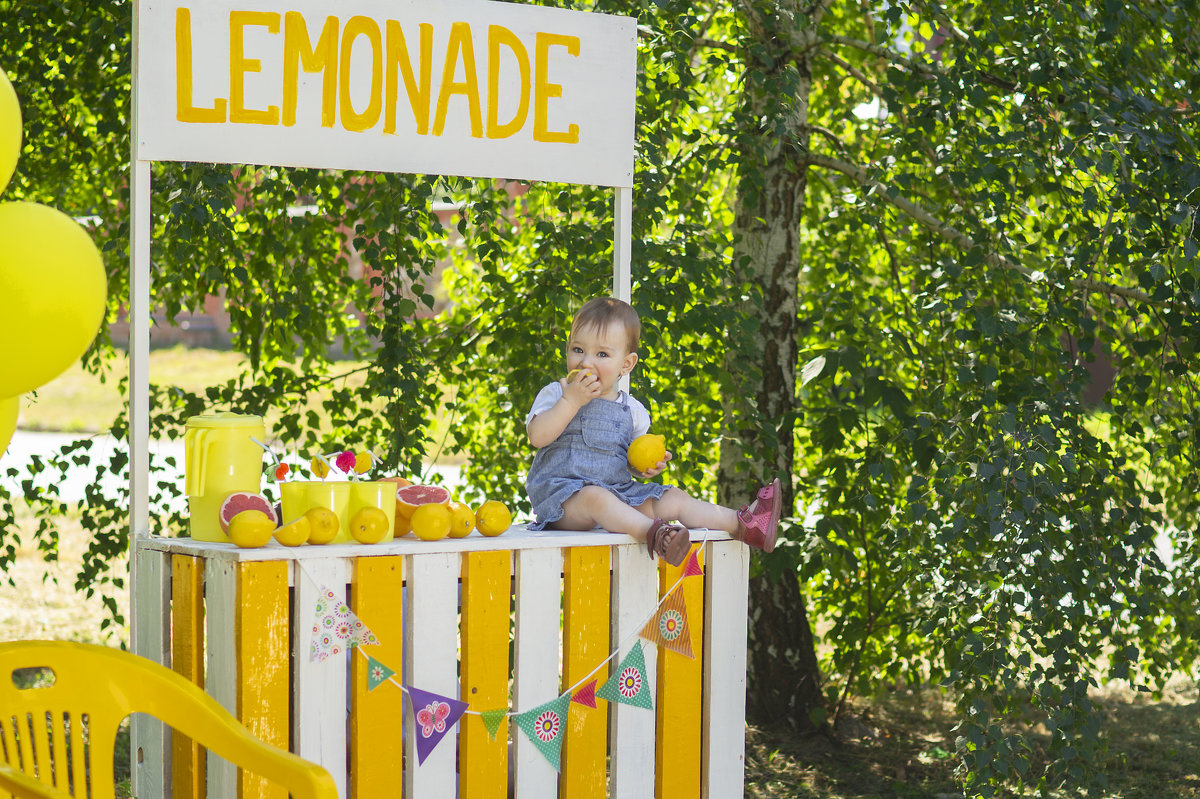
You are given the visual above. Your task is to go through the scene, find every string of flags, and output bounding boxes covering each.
[299,543,708,770]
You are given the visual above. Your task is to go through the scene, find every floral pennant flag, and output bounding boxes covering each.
[406,686,469,765]
[310,586,380,662]
[366,655,395,691]
[571,679,598,709]
[639,585,695,659]
[596,641,654,710]
[480,709,507,740]
[683,548,704,577]
[514,694,572,771]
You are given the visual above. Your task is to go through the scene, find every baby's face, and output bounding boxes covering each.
[566,323,636,396]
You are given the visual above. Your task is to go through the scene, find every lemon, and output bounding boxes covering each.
[310,456,330,478]
[475,500,512,537]
[228,510,276,548]
[305,506,340,545]
[447,501,475,538]
[350,506,390,544]
[354,451,373,474]
[394,513,412,538]
[628,433,667,474]
[274,515,311,547]
[410,503,452,541]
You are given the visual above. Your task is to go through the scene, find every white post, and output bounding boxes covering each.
[614,185,633,394]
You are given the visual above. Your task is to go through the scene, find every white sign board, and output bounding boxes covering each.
[136,0,636,187]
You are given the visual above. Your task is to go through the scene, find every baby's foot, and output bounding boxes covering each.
[734,478,781,553]
[646,518,691,567]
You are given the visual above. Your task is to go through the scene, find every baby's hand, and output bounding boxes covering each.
[635,450,673,479]
[561,368,600,407]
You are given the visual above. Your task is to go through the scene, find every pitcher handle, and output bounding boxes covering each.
[185,428,208,496]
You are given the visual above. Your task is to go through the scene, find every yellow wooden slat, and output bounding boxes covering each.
[655,547,704,799]
[350,555,405,797]
[460,550,511,799]
[237,560,290,799]
[171,554,205,799]
[561,546,610,799]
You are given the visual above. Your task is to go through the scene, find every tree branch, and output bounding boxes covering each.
[802,152,1158,304]
[815,49,883,97]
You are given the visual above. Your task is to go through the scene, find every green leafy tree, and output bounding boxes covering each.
[2,0,1198,795]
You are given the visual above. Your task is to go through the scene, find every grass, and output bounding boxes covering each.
[7,347,1200,797]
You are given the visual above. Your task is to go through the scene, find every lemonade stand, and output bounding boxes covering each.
[127,2,750,797]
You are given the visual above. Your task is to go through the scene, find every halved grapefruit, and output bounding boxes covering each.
[395,484,451,520]
[218,491,278,533]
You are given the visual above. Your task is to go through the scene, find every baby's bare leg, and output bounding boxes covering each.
[551,485,657,541]
[641,486,740,535]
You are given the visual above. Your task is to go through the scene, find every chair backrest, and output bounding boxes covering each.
[0,640,337,799]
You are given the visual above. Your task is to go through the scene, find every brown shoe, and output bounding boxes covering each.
[646,518,691,567]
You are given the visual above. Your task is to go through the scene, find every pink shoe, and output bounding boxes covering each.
[646,518,691,567]
[735,478,781,553]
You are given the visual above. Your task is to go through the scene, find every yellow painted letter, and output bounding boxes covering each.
[175,8,226,123]
[283,12,339,127]
[486,26,530,139]
[432,22,483,138]
[340,16,383,132]
[229,11,280,125]
[384,21,432,135]
[534,32,579,143]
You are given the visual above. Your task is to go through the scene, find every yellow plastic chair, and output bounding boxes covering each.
[0,640,337,799]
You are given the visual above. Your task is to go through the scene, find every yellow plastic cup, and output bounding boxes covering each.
[183,413,266,542]
[281,480,396,544]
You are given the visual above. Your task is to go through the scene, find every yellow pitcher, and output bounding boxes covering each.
[184,413,267,542]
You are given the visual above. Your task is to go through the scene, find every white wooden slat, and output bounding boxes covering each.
[613,186,633,395]
[404,552,461,799]
[701,540,750,799]
[512,547,563,797]
[204,559,238,795]
[128,155,151,542]
[293,558,349,799]
[609,544,657,798]
[130,544,170,798]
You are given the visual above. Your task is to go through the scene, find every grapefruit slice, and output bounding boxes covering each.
[218,491,278,533]
[395,484,451,520]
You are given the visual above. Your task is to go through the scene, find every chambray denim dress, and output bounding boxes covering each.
[526,393,668,531]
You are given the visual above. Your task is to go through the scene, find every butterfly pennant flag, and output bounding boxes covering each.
[406,686,469,765]
[639,585,695,659]
[596,641,654,710]
[514,694,572,771]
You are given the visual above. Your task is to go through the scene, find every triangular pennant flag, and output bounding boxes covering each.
[639,586,695,659]
[406,686,469,765]
[571,680,598,709]
[480,709,507,740]
[596,641,654,710]
[514,694,572,771]
[683,548,704,577]
[310,586,381,662]
[366,655,395,691]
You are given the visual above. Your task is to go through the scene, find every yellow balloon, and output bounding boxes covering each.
[0,202,107,397]
[0,395,17,459]
[0,70,20,195]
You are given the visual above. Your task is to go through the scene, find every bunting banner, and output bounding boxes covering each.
[596,641,653,710]
[310,586,380,662]
[571,679,598,709]
[683,548,705,578]
[481,709,507,740]
[366,655,396,691]
[407,686,469,764]
[514,694,573,771]
[639,586,695,659]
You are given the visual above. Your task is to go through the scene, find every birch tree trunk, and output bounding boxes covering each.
[718,0,826,732]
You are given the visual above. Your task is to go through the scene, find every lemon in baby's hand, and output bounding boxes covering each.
[447,501,475,538]
[305,506,340,545]
[274,515,311,547]
[628,433,667,474]
[349,506,390,544]
[411,503,452,541]
[475,500,512,537]
[228,510,276,548]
